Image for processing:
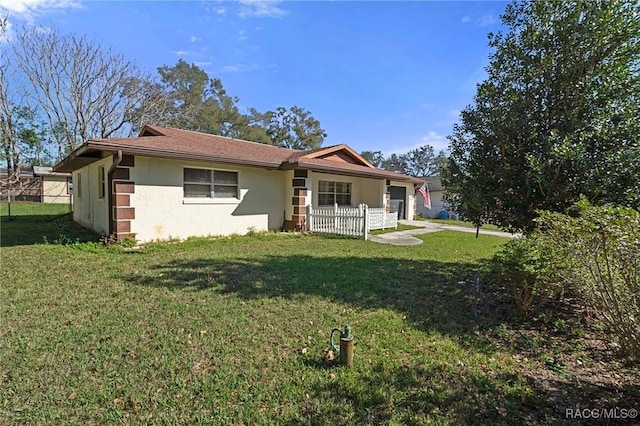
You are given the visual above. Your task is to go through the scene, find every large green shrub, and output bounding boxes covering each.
[485,233,565,318]
[538,200,640,359]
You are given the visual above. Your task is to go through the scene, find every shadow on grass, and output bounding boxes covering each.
[123,252,640,423]
[0,213,98,247]
[298,362,538,425]
[124,254,487,338]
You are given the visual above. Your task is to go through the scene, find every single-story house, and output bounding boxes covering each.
[32,166,72,204]
[53,125,424,243]
[415,176,450,219]
[1,166,70,203]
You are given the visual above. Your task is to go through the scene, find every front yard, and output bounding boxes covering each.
[1,203,638,424]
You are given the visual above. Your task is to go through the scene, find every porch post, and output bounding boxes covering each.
[385,179,391,213]
[290,169,310,231]
[363,204,369,240]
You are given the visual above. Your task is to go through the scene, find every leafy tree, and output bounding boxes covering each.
[360,150,385,168]
[404,145,447,177]
[266,106,326,150]
[156,59,247,137]
[151,61,325,149]
[234,107,271,144]
[381,153,409,174]
[443,0,640,233]
[362,146,447,175]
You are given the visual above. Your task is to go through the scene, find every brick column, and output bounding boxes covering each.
[291,169,308,231]
[110,154,135,240]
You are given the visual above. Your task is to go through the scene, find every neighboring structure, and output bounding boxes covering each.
[415,176,451,219]
[53,125,423,242]
[1,166,70,203]
[32,166,72,204]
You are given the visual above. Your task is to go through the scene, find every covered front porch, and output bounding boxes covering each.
[283,168,419,232]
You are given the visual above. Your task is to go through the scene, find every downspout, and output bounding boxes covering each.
[107,150,123,236]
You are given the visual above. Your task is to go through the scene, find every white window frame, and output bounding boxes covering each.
[318,180,352,206]
[183,167,239,200]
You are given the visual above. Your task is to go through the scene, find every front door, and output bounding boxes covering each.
[388,186,406,219]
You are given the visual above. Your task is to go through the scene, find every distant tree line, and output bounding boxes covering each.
[0,24,326,182]
[361,145,448,177]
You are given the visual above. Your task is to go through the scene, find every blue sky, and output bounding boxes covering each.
[1,0,508,155]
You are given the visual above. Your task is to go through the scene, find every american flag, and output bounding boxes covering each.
[418,182,431,209]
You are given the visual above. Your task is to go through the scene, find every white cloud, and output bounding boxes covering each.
[460,13,498,28]
[383,131,450,157]
[194,61,212,67]
[220,63,255,73]
[172,50,189,56]
[189,36,201,43]
[421,131,449,152]
[0,0,81,20]
[238,0,288,18]
[238,29,247,40]
[215,6,226,16]
[476,14,497,27]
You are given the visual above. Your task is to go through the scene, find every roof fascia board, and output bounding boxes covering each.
[300,144,375,168]
[285,161,421,183]
[84,141,284,169]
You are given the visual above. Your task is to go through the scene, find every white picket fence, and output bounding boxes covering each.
[308,203,397,240]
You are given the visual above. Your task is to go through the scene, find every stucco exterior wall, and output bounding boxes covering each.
[389,180,417,221]
[42,176,70,204]
[416,190,446,218]
[309,172,385,208]
[129,157,286,242]
[72,157,112,236]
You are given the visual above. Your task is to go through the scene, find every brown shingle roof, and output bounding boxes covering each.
[53,125,422,183]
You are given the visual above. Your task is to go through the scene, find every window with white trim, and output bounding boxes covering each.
[318,180,351,206]
[183,168,239,199]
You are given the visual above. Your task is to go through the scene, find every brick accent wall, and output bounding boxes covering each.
[291,186,308,230]
[110,154,136,240]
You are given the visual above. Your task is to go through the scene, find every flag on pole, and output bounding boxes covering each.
[418,182,431,209]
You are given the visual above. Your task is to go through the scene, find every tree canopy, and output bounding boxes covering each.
[139,59,326,150]
[1,27,327,176]
[443,0,640,233]
[361,146,447,176]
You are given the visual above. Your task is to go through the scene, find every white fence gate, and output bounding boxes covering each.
[308,204,397,240]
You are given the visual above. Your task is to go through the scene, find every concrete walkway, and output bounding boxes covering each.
[368,220,518,246]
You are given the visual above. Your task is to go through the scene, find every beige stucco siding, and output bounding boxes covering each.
[129,157,286,242]
[72,157,111,236]
[389,180,417,221]
[309,172,386,208]
[42,177,70,204]
[416,190,446,218]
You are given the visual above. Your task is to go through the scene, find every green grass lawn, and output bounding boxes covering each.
[1,201,96,247]
[1,203,637,424]
[369,222,423,235]
[419,217,501,231]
